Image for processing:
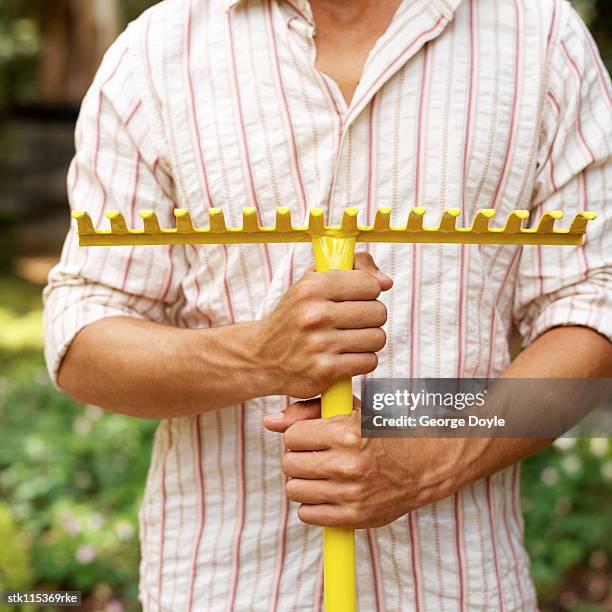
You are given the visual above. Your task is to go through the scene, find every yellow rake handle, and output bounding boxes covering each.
[313,236,357,612]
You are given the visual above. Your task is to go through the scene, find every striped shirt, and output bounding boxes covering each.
[44,0,612,610]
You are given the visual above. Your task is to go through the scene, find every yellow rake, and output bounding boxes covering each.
[73,205,596,612]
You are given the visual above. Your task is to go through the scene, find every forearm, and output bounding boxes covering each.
[57,255,391,420]
[447,326,612,493]
[58,317,273,418]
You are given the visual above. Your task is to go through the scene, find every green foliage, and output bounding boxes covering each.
[0,363,156,605]
[521,439,612,608]
[0,276,156,607]
[0,501,32,591]
[0,4,40,109]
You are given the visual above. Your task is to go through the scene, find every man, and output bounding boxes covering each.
[44,0,611,609]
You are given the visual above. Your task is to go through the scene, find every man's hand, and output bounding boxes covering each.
[263,328,612,529]
[263,397,468,528]
[251,253,392,399]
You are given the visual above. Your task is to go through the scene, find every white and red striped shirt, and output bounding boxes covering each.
[44,0,611,609]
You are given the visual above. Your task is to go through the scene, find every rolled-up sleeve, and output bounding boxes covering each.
[43,29,188,386]
[513,4,612,346]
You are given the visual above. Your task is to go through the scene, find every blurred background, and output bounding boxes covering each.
[0,1,610,610]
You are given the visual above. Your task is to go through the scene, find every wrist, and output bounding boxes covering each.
[407,438,482,508]
[438,437,496,497]
[192,321,279,401]
[237,319,284,397]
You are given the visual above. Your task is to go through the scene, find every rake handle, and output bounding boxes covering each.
[313,236,357,612]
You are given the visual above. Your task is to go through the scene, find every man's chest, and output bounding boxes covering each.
[161,0,547,236]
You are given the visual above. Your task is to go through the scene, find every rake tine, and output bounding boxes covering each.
[536,210,563,234]
[275,207,293,232]
[242,207,260,232]
[175,209,195,233]
[106,211,128,234]
[341,207,359,233]
[309,208,325,234]
[503,210,530,233]
[406,207,426,231]
[438,208,461,232]
[72,211,95,235]
[373,207,392,231]
[140,210,161,234]
[209,208,227,233]
[471,209,496,233]
[569,211,597,235]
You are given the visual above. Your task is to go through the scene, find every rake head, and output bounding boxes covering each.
[72,207,596,247]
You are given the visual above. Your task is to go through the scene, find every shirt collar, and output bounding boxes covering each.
[226,0,311,10]
[225,0,461,14]
[431,0,463,21]
[226,0,463,22]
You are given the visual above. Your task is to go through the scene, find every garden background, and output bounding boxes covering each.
[0,1,610,610]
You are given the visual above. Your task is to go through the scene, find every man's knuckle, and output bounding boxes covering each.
[362,352,378,373]
[327,419,347,440]
[281,453,293,474]
[285,479,298,499]
[300,304,328,329]
[375,301,388,324]
[307,332,329,354]
[341,429,361,449]
[357,271,380,295]
[355,252,372,264]
[377,328,387,350]
[316,355,338,381]
[293,277,317,300]
[340,456,363,479]
[369,328,386,351]
[344,483,364,503]
[297,505,314,525]
[344,506,361,526]
[363,301,383,323]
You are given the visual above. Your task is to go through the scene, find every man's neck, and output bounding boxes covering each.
[310,0,399,27]
[310,0,403,105]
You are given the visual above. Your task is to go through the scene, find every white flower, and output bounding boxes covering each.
[540,466,559,486]
[73,416,92,436]
[114,520,134,541]
[85,405,104,421]
[61,516,80,536]
[561,455,582,476]
[24,436,45,459]
[75,544,96,564]
[590,438,608,458]
[553,438,575,451]
[105,600,125,612]
[90,513,105,530]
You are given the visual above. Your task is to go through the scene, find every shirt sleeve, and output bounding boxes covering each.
[513,4,612,346]
[43,29,189,387]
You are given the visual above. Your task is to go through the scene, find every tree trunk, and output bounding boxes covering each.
[38,0,122,106]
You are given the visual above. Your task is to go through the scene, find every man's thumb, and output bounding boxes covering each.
[262,398,321,433]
